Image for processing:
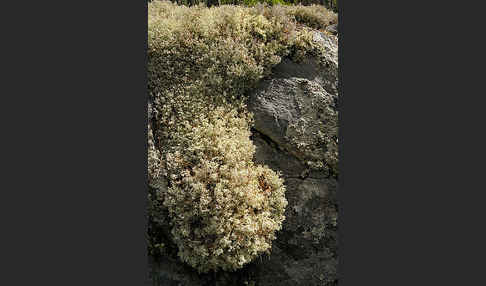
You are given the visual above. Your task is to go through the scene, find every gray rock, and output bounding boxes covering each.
[249,78,337,170]
[273,34,338,98]
[325,24,338,35]
[248,32,339,177]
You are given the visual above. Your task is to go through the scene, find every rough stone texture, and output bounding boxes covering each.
[325,24,338,35]
[249,31,339,177]
[148,31,339,286]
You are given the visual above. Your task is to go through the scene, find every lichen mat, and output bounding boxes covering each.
[147,0,338,275]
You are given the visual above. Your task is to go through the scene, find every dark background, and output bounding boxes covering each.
[1,0,484,285]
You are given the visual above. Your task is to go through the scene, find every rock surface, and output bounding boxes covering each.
[148,31,339,286]
[325,24,338,35]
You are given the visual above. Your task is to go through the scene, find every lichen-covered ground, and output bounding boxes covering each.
[147,1,339,285]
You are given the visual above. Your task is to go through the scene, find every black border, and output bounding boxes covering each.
[3,1,148,285]
[4,0,479,285]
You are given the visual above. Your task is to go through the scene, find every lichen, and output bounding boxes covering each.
[147,0,337,272]
[162,106,288,273]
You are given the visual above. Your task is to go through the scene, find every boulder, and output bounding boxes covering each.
[249,31,339,177]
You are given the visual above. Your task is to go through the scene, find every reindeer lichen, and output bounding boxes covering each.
[148,0,337,272]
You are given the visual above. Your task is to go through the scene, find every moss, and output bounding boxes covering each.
[148,0,337,272]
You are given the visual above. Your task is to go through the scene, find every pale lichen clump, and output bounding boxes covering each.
[147,0,337,272]
[286,4,337,31]
[163,106,287,273]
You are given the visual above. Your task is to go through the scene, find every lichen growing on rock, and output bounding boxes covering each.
[147,0,338,273]
[163,106,288,273]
